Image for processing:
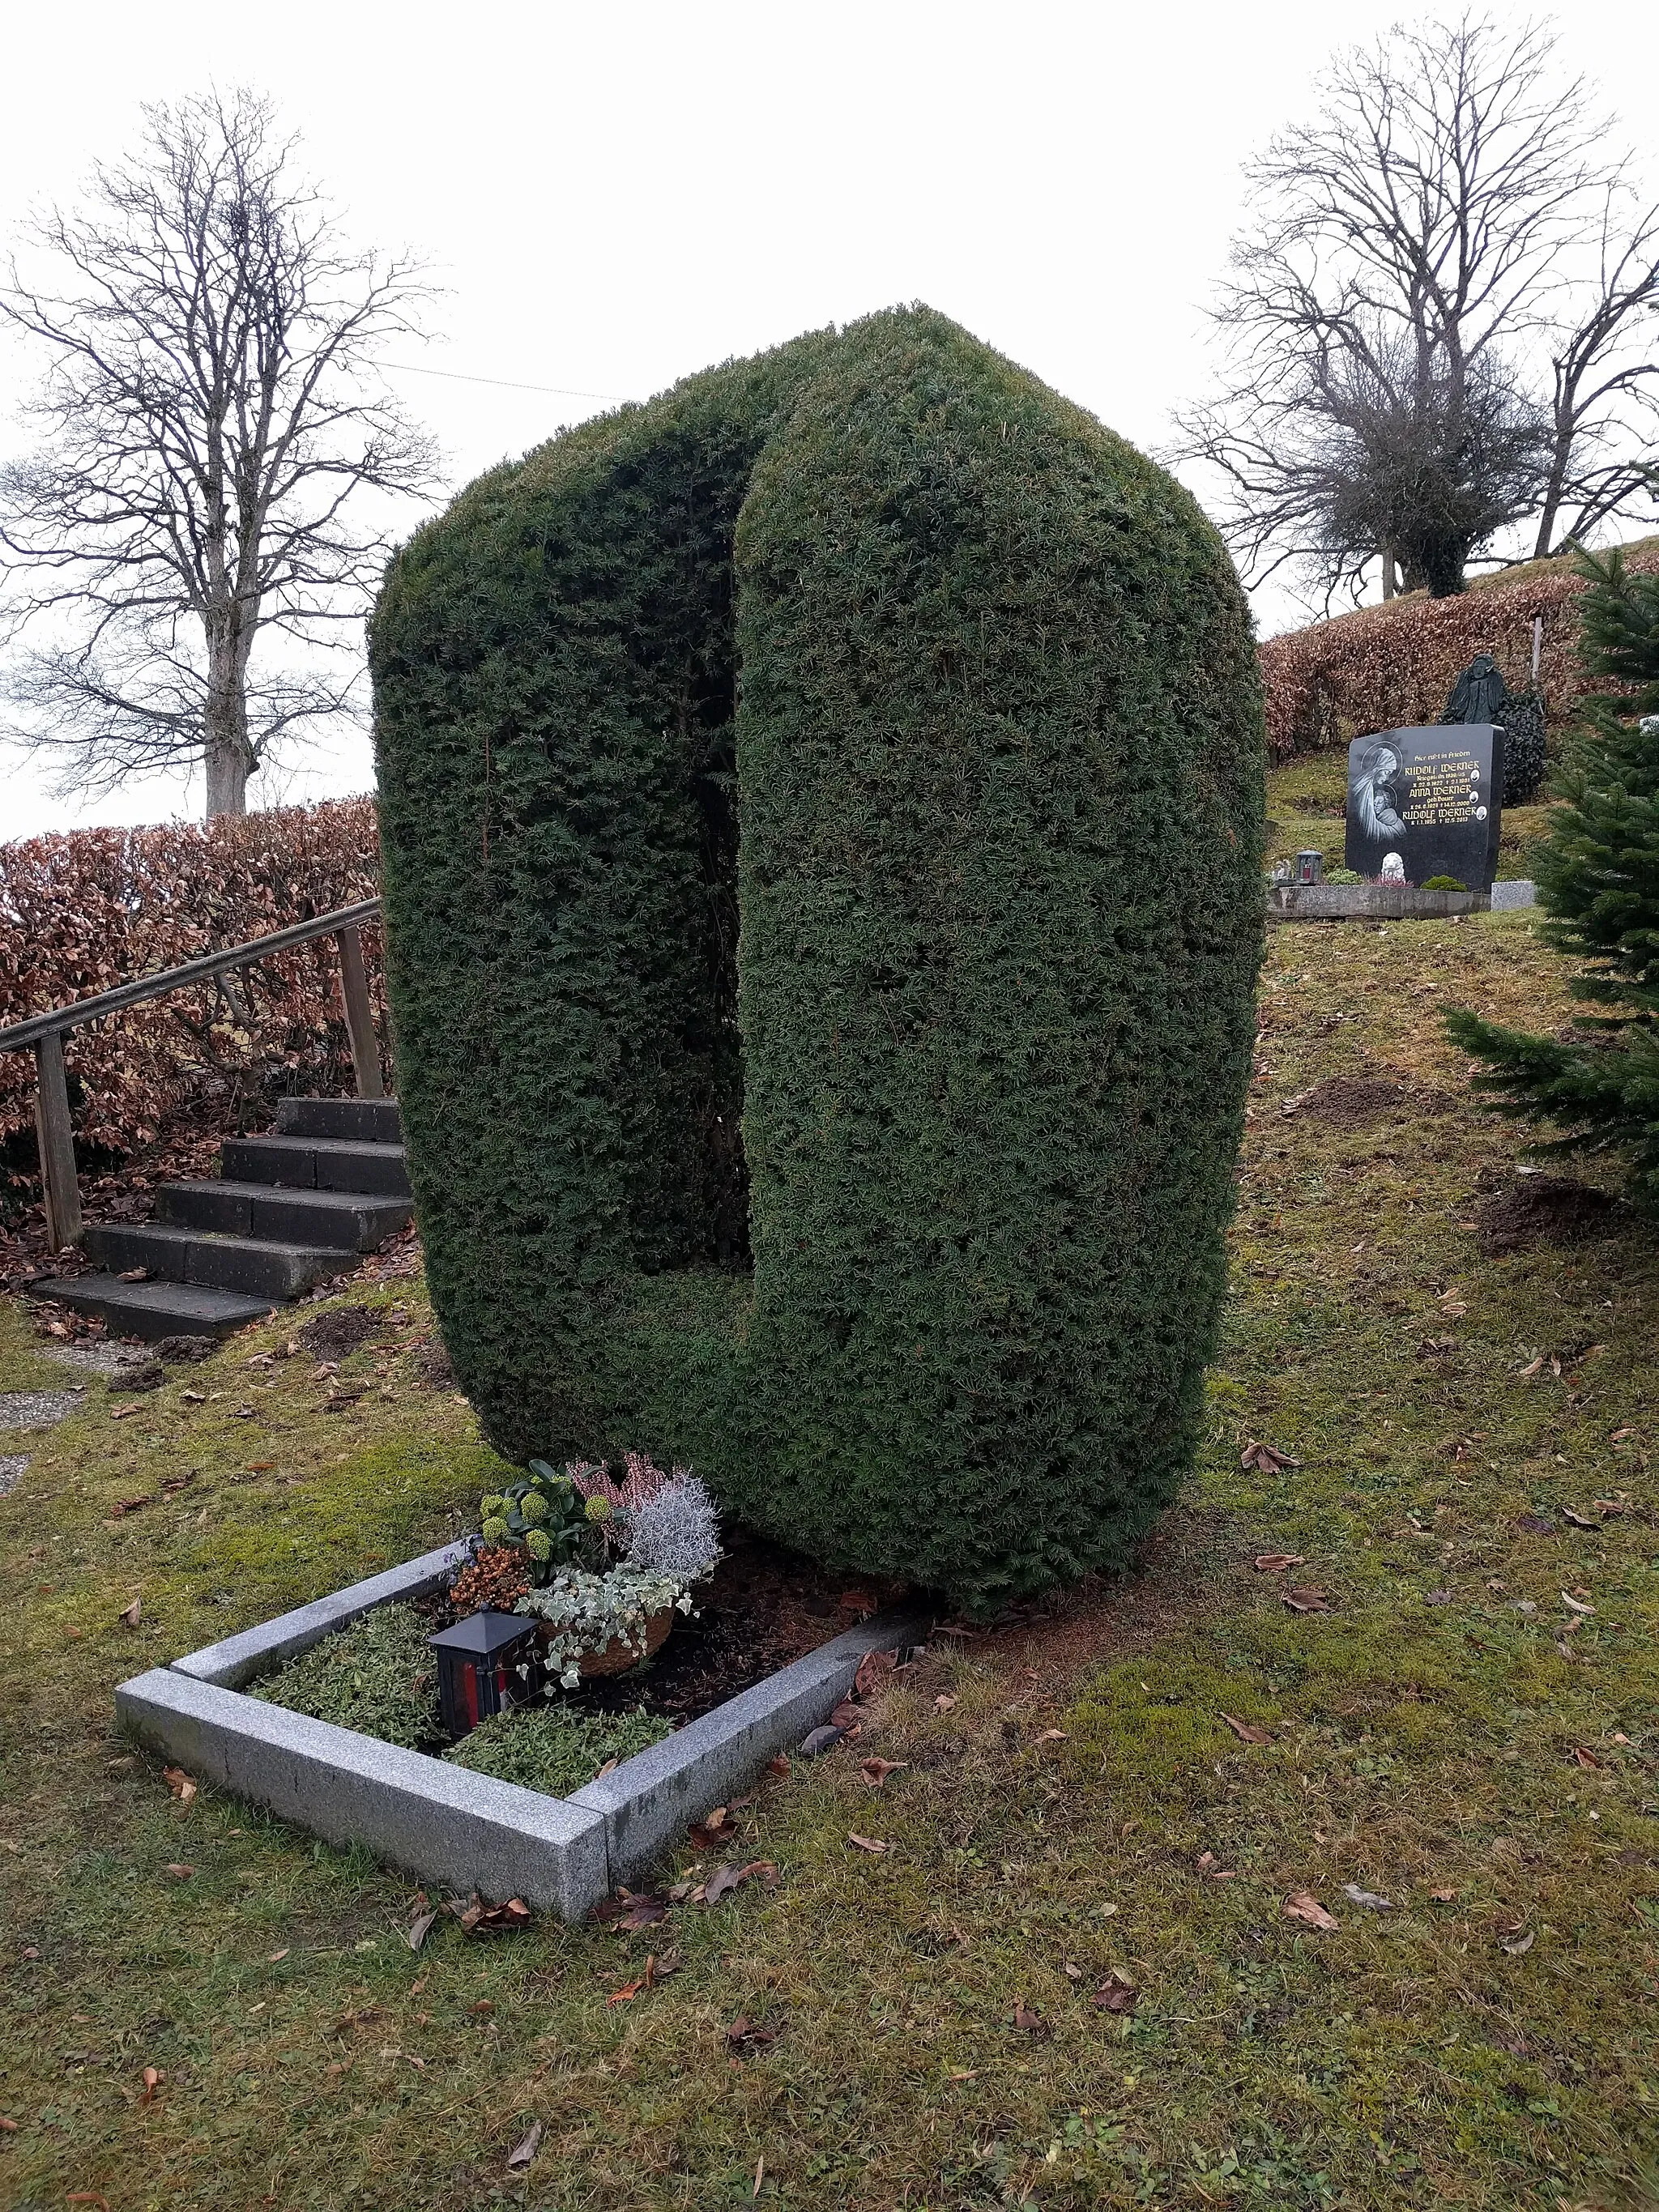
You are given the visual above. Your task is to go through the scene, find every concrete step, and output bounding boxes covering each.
[221,1133,412,1198]
[157,1179,412,1252]
[83,1221,348,1300]
[273,1096,403,1144]
[32,1273,275,1340]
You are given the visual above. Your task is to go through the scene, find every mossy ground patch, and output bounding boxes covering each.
[1,884,1656,2207]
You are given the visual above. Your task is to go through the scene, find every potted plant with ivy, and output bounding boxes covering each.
[450,1454,722,1684]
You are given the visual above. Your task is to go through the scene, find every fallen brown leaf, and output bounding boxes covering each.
[854,1647,898,1699]
[766,1754,790,1777]
[847,1832,889,1855]
[726,2015,777,2056]
[1240,1440,1301,1473]
[140,2065,164,2103]
[859,1758,910,1788]
[1196,1851,1237,1879]
[164,1864,194,1880]
[406,1909,437,1951]
[1092,1971,1139,2015]
[934,1691,957,1713]
[1221,1713,1273,1745]
[454,1894,531,1936]
[688,1808,737,1850]
[109,1403,142,1420]
[1501,1929,1536,1956]
[1571,1746,1602,1770]
[1429,1887,1457,1903]
[1284,1890,1339,1932]
[1033,1728,1068,1745]
[1252,1553,1305,1572]
[117,1596,143,1629]
[1012,2001,1048,2036]
[829,1699,862,1733]
[838,1590,878,1617]
[506,2120,544,2169]
[1282,1587,1333,1613]
[267,1948,290,1963]
[162,1767,197,1804]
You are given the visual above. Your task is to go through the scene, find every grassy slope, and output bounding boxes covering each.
[2,908,1657,2211]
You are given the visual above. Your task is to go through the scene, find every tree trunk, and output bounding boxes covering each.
[202,603,255,816]
[204,737,250,816]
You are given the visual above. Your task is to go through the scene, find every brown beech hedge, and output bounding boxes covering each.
[1260,539,1659,761]
[0,799,383,1188]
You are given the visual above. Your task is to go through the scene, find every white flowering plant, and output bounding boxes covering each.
[514,1564,695,1689]
[624,1470,722,1579]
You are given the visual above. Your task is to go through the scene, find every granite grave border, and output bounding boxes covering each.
[116,1541,926,1920]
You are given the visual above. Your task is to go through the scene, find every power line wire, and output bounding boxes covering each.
[383,360,635,404]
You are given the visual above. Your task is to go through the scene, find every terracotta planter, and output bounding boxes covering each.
[536,1607,675,1679]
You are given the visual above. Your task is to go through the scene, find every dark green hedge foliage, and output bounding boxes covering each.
[369,307,1265,1613]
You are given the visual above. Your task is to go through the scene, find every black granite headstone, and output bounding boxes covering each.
[1345,725,1504,889]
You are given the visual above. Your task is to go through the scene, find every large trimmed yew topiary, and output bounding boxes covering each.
[369,307,1265,1614]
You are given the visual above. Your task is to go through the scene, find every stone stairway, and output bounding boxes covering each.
[32,1097,412,1340]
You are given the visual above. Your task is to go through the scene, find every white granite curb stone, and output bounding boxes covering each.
[172,1539,470,1687]
[571,1610,925,1882]
[1490,879,1537,911]
[115,1664,609,1919]
[116,1549,929,1920]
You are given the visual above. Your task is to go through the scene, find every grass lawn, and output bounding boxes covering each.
[2,897,1657,2210]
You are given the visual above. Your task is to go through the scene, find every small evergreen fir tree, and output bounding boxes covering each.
[1446,548,1659,1205]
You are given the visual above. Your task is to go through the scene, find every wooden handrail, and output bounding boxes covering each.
[6,894,386,1253]
[0,896,382,1053]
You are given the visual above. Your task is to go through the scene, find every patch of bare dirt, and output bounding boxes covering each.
[1476,1174,1627,1255]
[930,1507,1255,1684]
[1281,1073,1443,1129]
[416,1339,455,1390]
[293,1305,382,1361]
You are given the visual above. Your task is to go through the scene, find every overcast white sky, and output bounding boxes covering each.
[2,0,1656,838]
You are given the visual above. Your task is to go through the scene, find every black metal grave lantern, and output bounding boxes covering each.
[426,1610,539,1741]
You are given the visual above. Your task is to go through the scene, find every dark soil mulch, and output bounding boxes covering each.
[294,1306,382,1361]
[1477,1174,1628,1255]
[424,1528,911,1729]
[416,1340,455,1390]
[1287,1074,1418,1128]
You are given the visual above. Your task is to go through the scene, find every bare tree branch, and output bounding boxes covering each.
[0,87,442,816]
[1173,14,1659,607]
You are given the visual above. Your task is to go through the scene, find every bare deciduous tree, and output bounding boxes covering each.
[1176,15,1659,606]
[0,88,441,816]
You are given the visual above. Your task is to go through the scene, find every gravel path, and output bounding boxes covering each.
[0,1454,27,1497]
[42,1339,157,1381]
[0,1387,86,1430]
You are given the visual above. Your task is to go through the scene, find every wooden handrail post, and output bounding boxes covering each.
[33,1030,82,1250]
[335,924,386,1100]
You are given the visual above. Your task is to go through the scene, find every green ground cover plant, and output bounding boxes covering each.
[444,1704,672,1797]
[251,1600,441,1750]
[369,305,1265,1616]
[1,906,1657,2208]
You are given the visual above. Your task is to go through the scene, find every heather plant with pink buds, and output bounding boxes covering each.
[568,1451,678,1519]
